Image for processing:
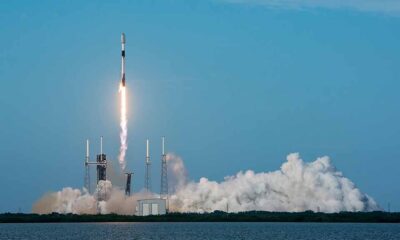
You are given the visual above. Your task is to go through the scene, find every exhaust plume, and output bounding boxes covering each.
[118,84,127,170]
[33,180,155,215]
[33,153,380,214]
[166,153,188,192]
[168,153,380,213]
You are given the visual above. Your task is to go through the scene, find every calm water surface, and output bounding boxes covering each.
[0,222,399,240]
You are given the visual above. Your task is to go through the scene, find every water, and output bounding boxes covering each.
[0,222,399,240]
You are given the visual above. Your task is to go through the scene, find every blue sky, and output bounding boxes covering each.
[1,0,400,212]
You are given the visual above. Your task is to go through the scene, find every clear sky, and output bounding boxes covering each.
[1,0,400,213]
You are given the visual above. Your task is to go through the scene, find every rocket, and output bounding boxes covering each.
[121,33,126,87]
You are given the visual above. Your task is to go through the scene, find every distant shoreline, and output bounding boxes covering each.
[1,211,400,223]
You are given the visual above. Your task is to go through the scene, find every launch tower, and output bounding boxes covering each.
[84,136,108,195]
[160,137,168,201]
[125,173,133,196]
[145,139,151,192]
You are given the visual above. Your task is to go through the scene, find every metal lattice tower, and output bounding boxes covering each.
[84,139,91,194]
[160,136,168,200]
[125,173,133,196]
[96,136,107,184]
[96,136,108,201]
[83,136,110,214]
[83,137,108,201]
[145,139,151,192]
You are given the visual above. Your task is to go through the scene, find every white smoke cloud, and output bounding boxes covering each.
[223,0,400,15]
[167,153,188,192]
[33,180,155,215]
[169,153,380,213]
[33,153,379,214]
[32,187,97,214]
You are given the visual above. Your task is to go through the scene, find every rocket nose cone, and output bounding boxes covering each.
[121,33,126,43]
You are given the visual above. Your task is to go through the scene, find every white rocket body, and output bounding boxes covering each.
[121,33,126,86]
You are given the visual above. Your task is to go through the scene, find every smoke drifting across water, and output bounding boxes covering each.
[33,153,379,214]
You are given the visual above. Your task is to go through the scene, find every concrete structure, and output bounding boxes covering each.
[137,199,166,216]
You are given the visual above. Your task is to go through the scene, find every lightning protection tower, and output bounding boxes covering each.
[160,136,168,201]
[84,140,91,193]
[145,139,151,192]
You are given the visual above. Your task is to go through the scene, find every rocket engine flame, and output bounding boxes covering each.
[118,84,127,170]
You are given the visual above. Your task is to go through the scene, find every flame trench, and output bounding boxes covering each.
[119,84,127,170]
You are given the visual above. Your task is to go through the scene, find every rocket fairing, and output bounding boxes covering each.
[121,33,126,87]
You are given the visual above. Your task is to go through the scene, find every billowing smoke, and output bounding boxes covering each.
[168,153,380,213]
[118,84,127,170]
[32,188,97,214]
[166,153,188,192]
[33,153,380,214]
[32,180,155,215]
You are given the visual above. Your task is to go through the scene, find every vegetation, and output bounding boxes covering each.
[1,211,400,223]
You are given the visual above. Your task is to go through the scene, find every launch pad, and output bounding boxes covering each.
[84,136,109,200]
[81,33,168,215]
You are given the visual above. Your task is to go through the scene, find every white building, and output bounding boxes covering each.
[137,198,167,216]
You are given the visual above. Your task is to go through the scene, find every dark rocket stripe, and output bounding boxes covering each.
[122,50,125,57]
